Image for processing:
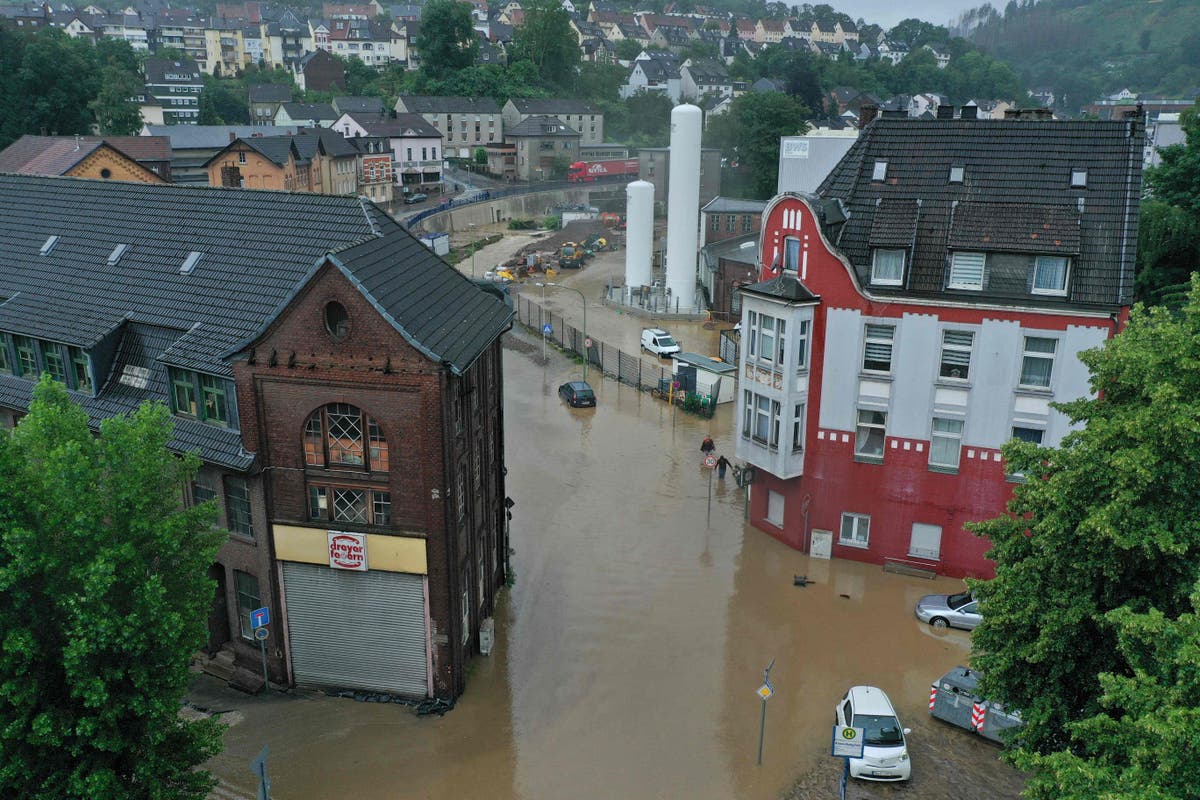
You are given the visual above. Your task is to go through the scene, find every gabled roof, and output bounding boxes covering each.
[298,126,359,158]
[683,58,729,82]
[0,136,166,181]
[510,98,598,115]
[249,83,293,103]
[144,58,201,85]
[399,95,502,114]
[333,95,385,115]
[0,175,512,466]
[349,112,441,138]
[817,117,1144,308]
[144,125,297,150]
[505,116,580,137]
[278,102,338,121]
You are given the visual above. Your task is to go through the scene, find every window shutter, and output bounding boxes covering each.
[909,523,942,560]
[949,252,985,288]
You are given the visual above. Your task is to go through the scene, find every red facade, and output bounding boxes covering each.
[741,196,1121,578]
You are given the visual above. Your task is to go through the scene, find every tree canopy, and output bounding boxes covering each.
[0,378,225,799]
[705,91,809,198]
[509,0,579,90]
[968,277,1200,766]
[419,0,478,79]
[1138,103,1200,305]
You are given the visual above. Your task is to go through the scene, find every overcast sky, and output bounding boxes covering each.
[835,0,984,29]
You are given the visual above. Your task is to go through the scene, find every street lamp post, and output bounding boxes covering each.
[537,282,587,383]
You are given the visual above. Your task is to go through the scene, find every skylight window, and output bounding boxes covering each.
[872,160,888,181]
[107,244,128,266]
[949,166,964,183]
[1070,168,1087,188]
[180,251,203,274]
[39,235,60,256]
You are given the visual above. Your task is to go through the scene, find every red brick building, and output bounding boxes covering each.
[0,176,512,698]
[734,113,1143,578]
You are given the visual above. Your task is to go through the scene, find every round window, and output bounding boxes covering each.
[324,301,349,341]
[100,168,112,179]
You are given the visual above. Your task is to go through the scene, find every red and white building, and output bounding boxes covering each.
[734,109,1144,578]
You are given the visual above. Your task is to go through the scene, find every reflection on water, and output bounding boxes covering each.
[208,333,976,800]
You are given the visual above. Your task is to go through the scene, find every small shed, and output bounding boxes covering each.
[671,352,736,404]
[419,232,450,256]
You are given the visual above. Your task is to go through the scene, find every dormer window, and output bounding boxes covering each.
[1070,168,1087,188]
[948,252,985,290]
[1032,256,1069,296]
[870,249,905,286]
[872,160,887,181]
[949,165,964,183]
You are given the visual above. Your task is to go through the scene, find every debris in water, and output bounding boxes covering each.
[793,575,809,587]
[839,593,851,599]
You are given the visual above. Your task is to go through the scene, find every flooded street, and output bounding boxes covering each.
[200,325,1022,799]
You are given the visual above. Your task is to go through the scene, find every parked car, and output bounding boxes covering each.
[834,686,912,782]
[482,269,513,283]
[641,328,681,357]
[558,381,596,408]
[915,590,981,630]
[404,192,428,205]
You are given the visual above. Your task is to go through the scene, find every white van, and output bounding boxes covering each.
[641,328,681,357]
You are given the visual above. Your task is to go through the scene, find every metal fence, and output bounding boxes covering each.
[513,292,677,394]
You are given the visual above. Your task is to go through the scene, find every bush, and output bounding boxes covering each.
[542,215,560,230]
[507,219,536,230]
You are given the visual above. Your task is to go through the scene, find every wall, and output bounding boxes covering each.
[69,147,166,183]
[407,185,597,233]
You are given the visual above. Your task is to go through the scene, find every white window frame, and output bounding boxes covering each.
[908,523,942,560]
[1032,255,1070,296]
[870,248,905,286]
[796,319,809,370]
[948,251,986,290]
[783,236,800,272]
[938,330,974,381]
[1011,426,1044,445]
[839,512,870,547]
[862,323,895,373]
[766,490,784,527]
[1020,336,1057,389]
[929,417,964,469]
[792,402,805,452]
[871,160,887,181]
[854,409,887,459]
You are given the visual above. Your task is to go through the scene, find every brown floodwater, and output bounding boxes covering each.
[203,328,1017,800]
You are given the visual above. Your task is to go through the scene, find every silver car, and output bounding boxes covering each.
[915,590,981,630]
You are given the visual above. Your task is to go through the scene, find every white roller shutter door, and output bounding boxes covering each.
[282,562,428,697]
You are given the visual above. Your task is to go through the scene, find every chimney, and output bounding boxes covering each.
[936,104,954,119]
[858,104,878,127]
[961,104,978,120]
[229,131,237,142]
[1004,108,1021,119]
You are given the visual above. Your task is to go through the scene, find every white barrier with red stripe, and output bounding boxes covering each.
[928,684,938,712]
[971,702,986,731]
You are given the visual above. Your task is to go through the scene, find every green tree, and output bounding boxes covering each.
[1138,103,1200,304]
[339,54,382,97]
[614,38,643,61]
[0,378,225,799]
[17,30,97,138]
[1013,582,1200,800]
[419,0,478,79]
[968,278,1200,757]
[508,0,578,89]
[89,65,144,135]
[705,91,808,198]
[474,147,487,164]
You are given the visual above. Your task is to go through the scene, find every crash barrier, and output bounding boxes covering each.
[929,667,1024,744]
[514,292,717,416]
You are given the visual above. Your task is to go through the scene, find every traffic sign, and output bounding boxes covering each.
[542,323,553,335]
[584,336,593,349]
[254,626,269,641]
[704,454,717,469]
[831,725,866,758]
[251,607,270,629]
[757,682,773,700]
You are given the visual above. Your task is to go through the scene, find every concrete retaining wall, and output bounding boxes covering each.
[409,187,623,235]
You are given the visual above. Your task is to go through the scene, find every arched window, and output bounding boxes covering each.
[303,403,389,472]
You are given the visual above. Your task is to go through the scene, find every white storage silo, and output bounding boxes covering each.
[624,180,654,291]
[665,103,702,312]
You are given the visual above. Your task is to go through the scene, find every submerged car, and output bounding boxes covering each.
[834,686,912,782]
[558,380,596,408]
[404,192,428,205]
[915,590,982,630]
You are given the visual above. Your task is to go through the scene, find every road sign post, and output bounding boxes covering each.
[757,658,776,765]
[250,744,271,800]
[831,724,864,798]
[251,607,270,692]
[703,453,717,528]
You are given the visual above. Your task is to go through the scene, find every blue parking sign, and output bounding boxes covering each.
[251,607,270,629]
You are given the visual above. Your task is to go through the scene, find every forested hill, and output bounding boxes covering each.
[963,0,1200,110]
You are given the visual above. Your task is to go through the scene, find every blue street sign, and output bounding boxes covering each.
[251,607,270,629]
[542,323,553,335]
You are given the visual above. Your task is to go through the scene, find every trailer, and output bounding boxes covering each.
[566,159,640,183]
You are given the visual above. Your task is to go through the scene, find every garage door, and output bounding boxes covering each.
[282,562,428,696]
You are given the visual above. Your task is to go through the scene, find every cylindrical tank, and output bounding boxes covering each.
[624,180,654,290]
[665,103,701,311]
